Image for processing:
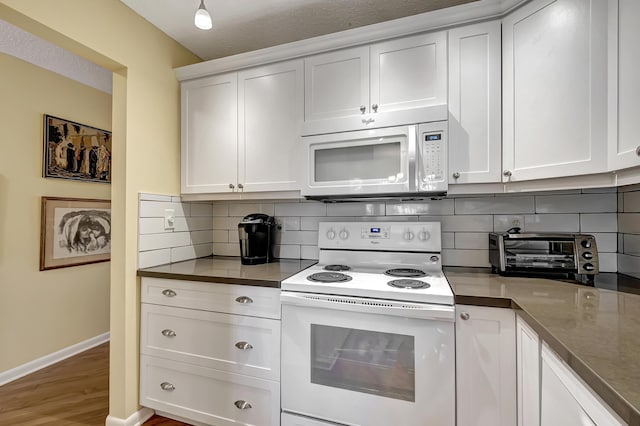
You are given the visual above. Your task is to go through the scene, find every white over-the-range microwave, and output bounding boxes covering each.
[301,122,448,200]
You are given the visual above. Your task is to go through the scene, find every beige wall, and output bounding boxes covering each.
[0,1,200,420]
[0,52,112,371]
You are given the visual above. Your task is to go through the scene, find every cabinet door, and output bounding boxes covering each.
[181,73,238,194]
[456,305,516,426]
[448,21,502,184]
[608,0,640,170]
[303,46,369,129]
[502,0,608,182]
[540,344,624,426]
[517,316,540,426]
[238,60,303,192]
[370,31,447,116]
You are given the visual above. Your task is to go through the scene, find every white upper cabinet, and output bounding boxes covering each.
[181,60,303,195]
[502,0,609,182]
[238,60,303,192]
[608,0,640,171]
[303,32,447,135]
[181,73,238,194]
[448,20,502,184]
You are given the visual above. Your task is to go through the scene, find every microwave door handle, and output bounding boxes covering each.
[408,128,417,192]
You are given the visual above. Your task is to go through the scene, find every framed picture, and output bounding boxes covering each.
[40,197,111,271]
[43,114,112,183]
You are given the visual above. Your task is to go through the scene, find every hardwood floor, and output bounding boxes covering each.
[0,342,188,426]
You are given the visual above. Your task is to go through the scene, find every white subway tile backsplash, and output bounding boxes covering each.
[171,243,214,263]
[455,196,534,215]
[213,242,240,257]
[191,230,214,245]
[618,213,640,234]
[213,216,244,230]
[277,231,319,245]
[139,193,172,202]
[174,217,214,232]
[442,232,455,249]
[138,249,171,269]
[598,253,617,273]
[494,215,525,232]
[580,214,618,233]
[581,187,617,194]
[277,217,301,231]
[419,215,493,232]
[327,202,386,217]
[300,216,355,231]
[623,234,640,256]
[589,233,617,253]
[212,204,229,217]
[171,196,182,203]
[442,249,490,267]
[275,202,327,217]
[386,199,454,216]
[524,214,580,232]
[228,203,275,217]
[623,191,640,212]
[454,233,489,250]
[301,245,319,260]
[536,194,617,213]
[191,203,214,217]
[213,230,229,243]
[618,254,640,278]
[139,217,167,235]
[274,245,301,259]
[139,200,190,218]
[139,232,191,252]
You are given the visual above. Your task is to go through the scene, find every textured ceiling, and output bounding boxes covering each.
[120,0,477,61]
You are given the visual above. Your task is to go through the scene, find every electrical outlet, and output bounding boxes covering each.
[164,209,175,230]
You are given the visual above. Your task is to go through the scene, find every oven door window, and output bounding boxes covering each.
[310,324,415,401]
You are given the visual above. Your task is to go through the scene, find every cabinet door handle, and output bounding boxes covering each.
[371,103,378,113]
[229,183,235,190]
[160,382,175,391]
[460,312,470,320]
[161,289,176,297]
[360,105,366,114]
[235,341,253,350]
[161,329,176,337]
[237,183,244,189]
[636,146,640,156]
[235,296,253,304]
[234,400,252,410]
[453,172,460,179]
[503,170,512,177]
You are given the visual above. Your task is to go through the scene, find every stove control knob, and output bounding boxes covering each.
[403,230,415,241]
[339,229,349,240]
[326,229,336,240]
[418,230,430,241]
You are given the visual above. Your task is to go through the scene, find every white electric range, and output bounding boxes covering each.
[280,221,455,426]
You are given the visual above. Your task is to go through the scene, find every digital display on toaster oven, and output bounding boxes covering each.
[425,134,442,141]
[371,228,380,233]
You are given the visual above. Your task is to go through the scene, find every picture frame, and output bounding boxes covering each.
[43,114,112,183]
[40,197,111,271]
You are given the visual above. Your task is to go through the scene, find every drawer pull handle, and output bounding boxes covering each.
[160,382,175,391]
[460,312,470,321]
[235,296,253,304]
[162,289,177,297]
[234,400,252,410]
[161,329,177,337]
[235,341,253,350]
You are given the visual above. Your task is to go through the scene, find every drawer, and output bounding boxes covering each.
[140,355,280,426]
[141,304,280,380]
[141,277,281,319]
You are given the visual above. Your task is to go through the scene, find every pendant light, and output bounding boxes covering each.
[194,0,212,30]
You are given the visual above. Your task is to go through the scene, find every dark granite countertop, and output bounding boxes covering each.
[446,267,640,425]
[137,256,316,288]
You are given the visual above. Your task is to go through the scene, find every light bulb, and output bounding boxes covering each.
[194,0,212,30]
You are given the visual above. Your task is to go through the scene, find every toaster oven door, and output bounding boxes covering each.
[503,239,577,271]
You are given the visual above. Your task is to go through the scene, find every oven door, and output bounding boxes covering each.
[281,292,455,426]
[301,126,416,197]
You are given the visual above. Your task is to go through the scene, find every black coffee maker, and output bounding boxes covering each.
[238,214,276,265]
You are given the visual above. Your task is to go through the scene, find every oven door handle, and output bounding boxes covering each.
[280,291,454,322]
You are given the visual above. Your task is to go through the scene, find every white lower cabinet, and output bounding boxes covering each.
[540,343,625,426]
[455,305,516,426]
[139,277,281,426]
[517,315,540,426]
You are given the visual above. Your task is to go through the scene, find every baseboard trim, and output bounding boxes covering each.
[0,332,110,386]
[106,407,154,426]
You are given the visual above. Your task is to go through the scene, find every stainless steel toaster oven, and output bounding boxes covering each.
[489,228,599,281]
